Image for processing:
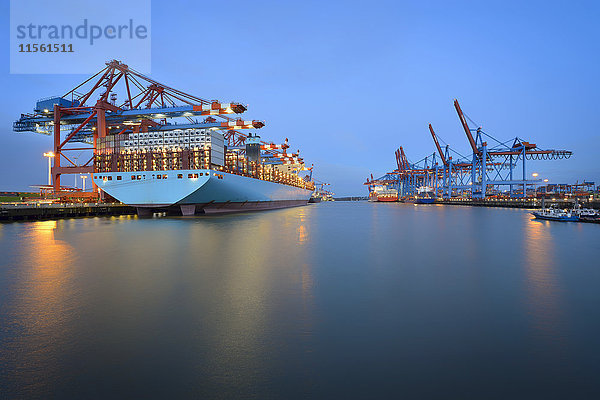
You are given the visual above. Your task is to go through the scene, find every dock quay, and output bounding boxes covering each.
[0,203,136,221]
[434,198,600,209]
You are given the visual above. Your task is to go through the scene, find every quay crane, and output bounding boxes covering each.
[14,60,303,193]
[366,99,572,199]
[452,99,572,198]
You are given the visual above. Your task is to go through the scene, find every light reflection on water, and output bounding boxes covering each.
[1,203,599,398]
[1,220,77,395]
[524,218,565,347]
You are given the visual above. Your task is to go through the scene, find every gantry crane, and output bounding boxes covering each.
[14,60,304,193]
[366,99,572,199]
[452,99,571,197]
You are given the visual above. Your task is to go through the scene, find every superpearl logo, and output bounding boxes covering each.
[10,0,151,74]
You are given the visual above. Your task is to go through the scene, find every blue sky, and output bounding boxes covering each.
[1,0,599,195]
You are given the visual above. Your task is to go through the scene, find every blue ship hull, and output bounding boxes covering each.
[94,169,313,215]
[403,198,435,204]
[415,198,435,204]
[531,212,579,222]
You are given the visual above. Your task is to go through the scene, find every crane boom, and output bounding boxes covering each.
[428,124,447,166]
[454,99,481,156]
[399,146,409,171]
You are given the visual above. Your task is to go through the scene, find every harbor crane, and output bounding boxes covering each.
[14,60,299,193]
[366,99,572,199]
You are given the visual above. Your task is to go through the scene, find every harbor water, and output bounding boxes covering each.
[1,202,599,398]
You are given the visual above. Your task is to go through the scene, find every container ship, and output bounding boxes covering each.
[368,186,399,202]
[403,186,436,204]
[94,131,314,215]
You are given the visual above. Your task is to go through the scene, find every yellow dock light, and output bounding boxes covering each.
[43,151,55,185]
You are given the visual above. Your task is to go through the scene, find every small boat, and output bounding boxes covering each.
[531,207,579,222]
[573,207,600,223]
[579,215,600,223]
[571,207,600,218]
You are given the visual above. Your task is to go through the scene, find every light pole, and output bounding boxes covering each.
[532,172,539,197]
[73,154,81,189]
[80,175,88,192]
[43,152,54,186]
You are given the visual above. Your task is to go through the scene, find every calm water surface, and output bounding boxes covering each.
[1,202,599,398]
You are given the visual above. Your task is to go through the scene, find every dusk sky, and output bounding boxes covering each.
[1,0,598,195]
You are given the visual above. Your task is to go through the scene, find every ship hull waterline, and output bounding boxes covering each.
[94,169,313,215]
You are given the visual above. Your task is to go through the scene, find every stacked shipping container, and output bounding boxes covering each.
[95,130,314,191]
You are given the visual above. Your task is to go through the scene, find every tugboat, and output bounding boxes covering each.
[531,207,579,222]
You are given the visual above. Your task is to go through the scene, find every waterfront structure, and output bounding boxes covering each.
[14,60,314,214]
[366,100,572,200]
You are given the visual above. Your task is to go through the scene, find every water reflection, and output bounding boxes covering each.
[210,215,273,386]
[524,218,565,348]
[3,220,77,396]
[190,208,315,392]
[297,208,308,243]
[3,204,594,398]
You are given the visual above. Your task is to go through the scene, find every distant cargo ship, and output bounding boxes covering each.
[404,197,435,204]
[369,188,398,202]
[94,130,314,215]
[403,186,436,204]
[309,182,334,203]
